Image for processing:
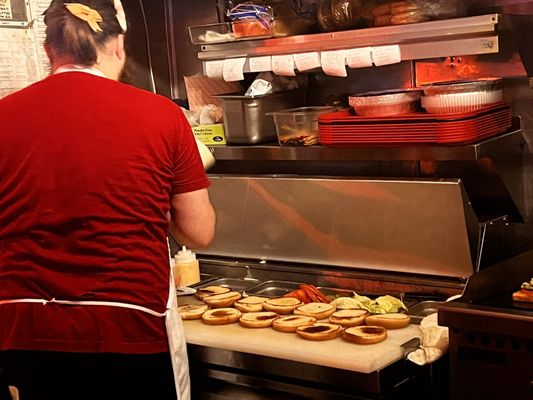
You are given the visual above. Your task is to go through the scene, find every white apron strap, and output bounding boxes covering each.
[0,293,189,400]
[165,280,190,400]
[0,298,166,317]
[166,238,191,400]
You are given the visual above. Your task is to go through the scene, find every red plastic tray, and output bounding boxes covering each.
[318,102,512,145]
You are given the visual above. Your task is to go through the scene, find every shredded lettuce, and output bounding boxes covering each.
[329,293,408,313]
[330,296,367,310]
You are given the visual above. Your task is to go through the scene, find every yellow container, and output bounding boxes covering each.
[192,124,226,145]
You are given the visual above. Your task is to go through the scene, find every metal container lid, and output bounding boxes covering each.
[348,89,422,106]
[420,78,503,96]
[266,106,336,116]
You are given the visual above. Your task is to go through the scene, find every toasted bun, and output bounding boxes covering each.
[203,291,242,308]
[272,315,317,333]
[296,323,341,341]
[195,285,231,300]
[178,304,209,320]
[263,297,303,314]
[329,309,368,327]
[513,289,533,303]
[342,326,387,344]
[294,302,335,320]
[239,311,279,328]
[234,296,268,313]
[365,313,410,329]
[202,308,242,325]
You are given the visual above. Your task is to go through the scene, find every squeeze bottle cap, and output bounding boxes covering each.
[175,246,197,264]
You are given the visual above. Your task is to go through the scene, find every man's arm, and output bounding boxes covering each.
[169,188,216,249]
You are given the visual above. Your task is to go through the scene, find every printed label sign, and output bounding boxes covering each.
[0,0,13,19]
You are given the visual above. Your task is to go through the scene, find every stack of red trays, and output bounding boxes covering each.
[318,102,512,146]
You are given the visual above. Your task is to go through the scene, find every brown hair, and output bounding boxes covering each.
[44,0,125,65]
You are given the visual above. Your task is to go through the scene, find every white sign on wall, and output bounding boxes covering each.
[0,0,51,98]
[0,0,32,27]
[0,0,14,20]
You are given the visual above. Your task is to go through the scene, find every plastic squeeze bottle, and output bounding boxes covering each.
[173,246,200,287]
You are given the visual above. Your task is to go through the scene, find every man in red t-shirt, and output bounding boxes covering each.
[0,1,215,399]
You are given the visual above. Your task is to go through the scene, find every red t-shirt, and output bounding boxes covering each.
[0,72,209,353]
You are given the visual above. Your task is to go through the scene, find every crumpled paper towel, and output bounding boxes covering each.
[407,312,448,366]
[245,79,273,96]
[245,72,309,96]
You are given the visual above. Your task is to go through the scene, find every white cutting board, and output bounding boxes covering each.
[182,318,421,374]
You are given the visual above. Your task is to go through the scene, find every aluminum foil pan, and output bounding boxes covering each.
[420,78,503,96]
[349,89,422,117]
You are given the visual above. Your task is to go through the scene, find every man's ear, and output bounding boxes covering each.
[116,34,125,61]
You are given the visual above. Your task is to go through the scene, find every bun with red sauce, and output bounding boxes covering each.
[296,323,341,341]
[202,308,241,325]
[342,326,387,345]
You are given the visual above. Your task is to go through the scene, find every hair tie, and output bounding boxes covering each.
[65,3,103,33]
[114,0,127,32]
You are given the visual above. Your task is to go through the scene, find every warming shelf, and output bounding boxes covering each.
[208,124,524,162]
[198,14,500,66]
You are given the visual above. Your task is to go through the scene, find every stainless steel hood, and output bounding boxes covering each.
[202,175,478,278]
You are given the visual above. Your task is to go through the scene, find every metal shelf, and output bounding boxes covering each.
[209,124,525,162]
[198,14,500,68]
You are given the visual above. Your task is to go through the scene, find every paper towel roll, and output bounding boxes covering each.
[195,138,215,170]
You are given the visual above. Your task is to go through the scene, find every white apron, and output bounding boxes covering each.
[0,273,190,400]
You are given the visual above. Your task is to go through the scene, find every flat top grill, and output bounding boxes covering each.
[438,252,533,338]
[436,251,533,400]
[472,288,533,313]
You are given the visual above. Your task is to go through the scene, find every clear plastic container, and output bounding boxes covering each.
[268,106,337,146]
[226,2,274,39]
